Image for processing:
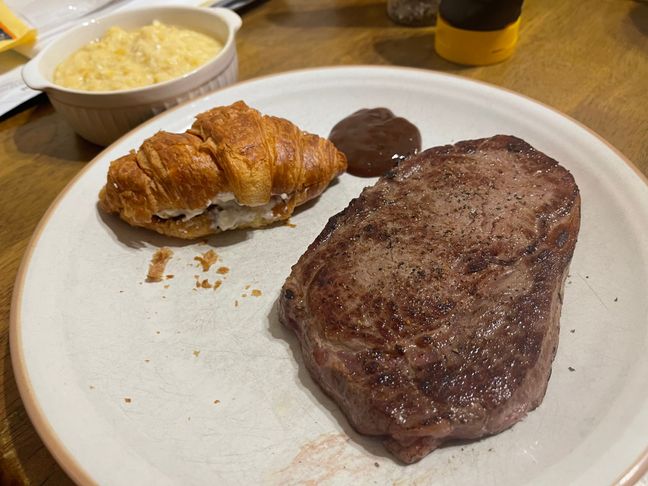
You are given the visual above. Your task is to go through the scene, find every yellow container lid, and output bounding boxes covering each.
[0,1,36,53]
[434,14,520,66]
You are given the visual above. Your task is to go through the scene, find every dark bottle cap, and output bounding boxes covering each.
[439,0,523,31]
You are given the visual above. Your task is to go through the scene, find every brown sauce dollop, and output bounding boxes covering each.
[328,108,421,177]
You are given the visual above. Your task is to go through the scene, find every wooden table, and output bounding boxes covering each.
[1,0,646,484]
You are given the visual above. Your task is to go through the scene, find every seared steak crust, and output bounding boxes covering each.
[279,135,580,463]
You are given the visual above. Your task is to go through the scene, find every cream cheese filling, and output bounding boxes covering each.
[155,192,236,221]
[211,197,281,231]
[154,192,285,230]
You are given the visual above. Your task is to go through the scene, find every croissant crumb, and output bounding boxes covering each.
[146,247,174,282]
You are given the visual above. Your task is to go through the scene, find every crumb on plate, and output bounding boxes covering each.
[194,249,218,272]
[146,247,174,282]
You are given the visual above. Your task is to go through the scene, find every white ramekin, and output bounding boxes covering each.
[22,6,242,146]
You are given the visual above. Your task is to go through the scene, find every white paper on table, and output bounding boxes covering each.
[0,50,38,116]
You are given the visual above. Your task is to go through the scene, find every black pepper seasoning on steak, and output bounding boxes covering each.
[279,135,580,463]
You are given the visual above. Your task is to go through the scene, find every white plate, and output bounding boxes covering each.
[11,67,648,486]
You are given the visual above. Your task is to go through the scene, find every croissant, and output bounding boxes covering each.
[99,101,347,239]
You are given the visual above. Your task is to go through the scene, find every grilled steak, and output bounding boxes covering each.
[279,135,580,463]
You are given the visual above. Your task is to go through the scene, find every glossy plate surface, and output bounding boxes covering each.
[11,67,648,485]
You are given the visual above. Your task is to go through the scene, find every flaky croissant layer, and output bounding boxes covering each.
[99,101,347,239]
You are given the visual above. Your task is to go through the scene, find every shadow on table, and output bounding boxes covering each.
[627,1,648,39]
[267,2,391,29]
[1,340,75,485]
[11,102,101,163]
[267,2,469,73]
[373,33,471,71]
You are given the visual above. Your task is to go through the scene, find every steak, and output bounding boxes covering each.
[278,135,580,463]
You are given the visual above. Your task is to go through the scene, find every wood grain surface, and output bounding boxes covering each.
[1,0,646,484]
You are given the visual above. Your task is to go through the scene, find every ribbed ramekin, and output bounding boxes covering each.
[22,6,242,146]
